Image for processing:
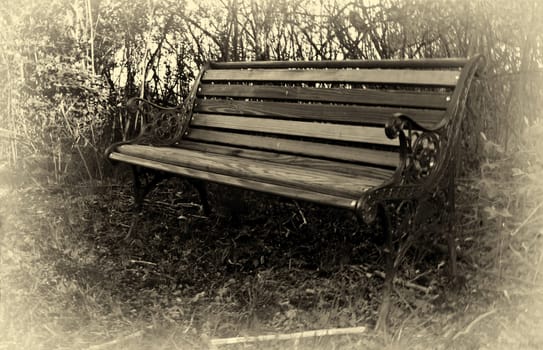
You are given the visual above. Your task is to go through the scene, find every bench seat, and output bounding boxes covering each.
[110,142,397,209]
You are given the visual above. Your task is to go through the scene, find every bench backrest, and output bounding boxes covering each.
[181,58,480,170]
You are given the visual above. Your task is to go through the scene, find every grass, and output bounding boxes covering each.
[1,126,543,350]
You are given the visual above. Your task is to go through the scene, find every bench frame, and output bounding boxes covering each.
[106,56,483,331]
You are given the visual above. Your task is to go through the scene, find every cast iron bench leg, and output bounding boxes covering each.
[131,165,169,211]
[446,175,458,281]
[131,166,211,215]
[375,203,394,333]
[187,179,211,215]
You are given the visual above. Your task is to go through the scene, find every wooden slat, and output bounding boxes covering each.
[177,140,395,178]
[190,114,398,146]
[202,69,460,87]
[115,145,385,197]
[209,58,468,69]
[194,99,445,127]
[110,152,358,209]
[186,129,399,168]
[199,84,450,109]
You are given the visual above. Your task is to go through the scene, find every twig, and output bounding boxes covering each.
[210,326,367,346]
[373,270,431,294]
[86,326,153,349]
[178,202,202,208]
[129,259,157,266]
[534,250,543,283]
[293,200,307,227]
[510,201,543,236]
[184,313,195,334]
[452,309,497,341]
[42,324,58,336]
[188,214,209,219]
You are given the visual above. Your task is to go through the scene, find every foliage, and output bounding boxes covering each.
[473,119,543,282]
[1,0,542,181]
[2,0,110,182]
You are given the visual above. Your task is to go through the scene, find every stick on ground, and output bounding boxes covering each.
[210,326,367,346]
[373,270,432,294]
[452,309,497,341]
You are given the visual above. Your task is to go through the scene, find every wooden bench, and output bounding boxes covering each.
[106,56,483,330]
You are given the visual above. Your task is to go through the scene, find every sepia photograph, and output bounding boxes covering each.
[1,0,542,348]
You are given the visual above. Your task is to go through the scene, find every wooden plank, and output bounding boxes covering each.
[190,114,399,146]
[177,140,395,178]
[114,145,386,197]
[110,152,358,209]
[209,58,468,69]
[185,129,399,168]
[198,84,450,109]
[194,99,445,127]
[202,69,460,87]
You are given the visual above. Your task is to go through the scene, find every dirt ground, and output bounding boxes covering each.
[1,167,542,349]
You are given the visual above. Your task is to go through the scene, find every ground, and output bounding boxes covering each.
[1,163,542,350]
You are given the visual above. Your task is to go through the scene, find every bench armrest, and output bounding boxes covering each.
[384,112,447,186]
[105,97,190,157]
[356,112,449,223]
[385,112,442,137]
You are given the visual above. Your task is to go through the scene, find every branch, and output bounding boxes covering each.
[452,309,496,341]
[183,16,223,49]
[210,326,367,346]
[373,270,432,294]
[510,201,543,236]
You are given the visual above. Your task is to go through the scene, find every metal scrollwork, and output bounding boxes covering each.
[356,184,423,224]
[407,131,441,182]
[105,97,189,157]
[356,192,378,223]
[126,97,189,146]
[386,113,445,186]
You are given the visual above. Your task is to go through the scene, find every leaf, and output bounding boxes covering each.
[189,291,205,303]
[484,206,512,219]
[285,309,297,319]
[511,168,525,177]
[483,140,505,156]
